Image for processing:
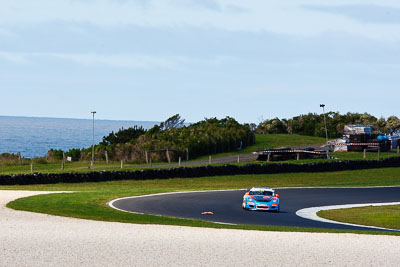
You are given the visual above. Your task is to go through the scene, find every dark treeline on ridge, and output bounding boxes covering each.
[48,114,255,162]
[256,112,400,138]
[45,112,399,162]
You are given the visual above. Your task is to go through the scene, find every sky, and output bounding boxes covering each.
[0,0,399,123]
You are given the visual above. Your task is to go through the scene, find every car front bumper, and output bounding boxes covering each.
[246,202,279,211]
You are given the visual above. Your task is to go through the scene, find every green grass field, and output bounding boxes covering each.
[251,134,326,150]
[3,167,400,235]
[318,205,400,230]
[1,134,398,175]
[193,134,326,160]
[1,133,325,174]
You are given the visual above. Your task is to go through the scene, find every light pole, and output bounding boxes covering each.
[320,104,329,158]
[91,110,96,168]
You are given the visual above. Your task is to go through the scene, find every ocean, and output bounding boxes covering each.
[0,116,158,158]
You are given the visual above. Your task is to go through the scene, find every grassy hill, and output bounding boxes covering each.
[249,134,326,151]
[193,134,326,160]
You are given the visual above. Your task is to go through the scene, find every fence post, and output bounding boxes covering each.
[209,155,212,165]
[166,149,171,163]
[178,157,181,167]
[62,152,66,170]
[237,154,240,163]
[120,160,124,169]
[30,162,33,173]
[363,149,366,159]
[145,151,148,164]
[186,148,189,161]
[105,151,109,164]
[296,153,300,161]
[267,153,271,162]
[18,152,23,165]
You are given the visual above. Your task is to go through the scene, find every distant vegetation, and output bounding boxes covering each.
[3,134,399,175]
[42,112,399,163]
[46,114,255,163]
[101,125,147,146]
[6,112,397,164]
[256,112,400,138]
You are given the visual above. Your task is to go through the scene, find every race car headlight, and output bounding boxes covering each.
[272,199,278,203]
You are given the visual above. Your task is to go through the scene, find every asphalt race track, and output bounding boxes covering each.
[111,187,400,231]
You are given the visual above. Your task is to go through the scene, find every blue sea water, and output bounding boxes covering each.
[0,116,158,158]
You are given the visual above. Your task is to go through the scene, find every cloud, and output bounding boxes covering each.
[0,52,31,64]
[0,28,16,37]
[303,4,400,24]
[47,53,178,69]
[0,0,400,41]
[0,51,178,69]
[296,0,400,9]
[0,51,234,69]
[171,0,222,12]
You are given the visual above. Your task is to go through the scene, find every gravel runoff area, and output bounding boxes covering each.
[1,191,400,266]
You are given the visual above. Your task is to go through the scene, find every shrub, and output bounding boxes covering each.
[33,157,48,164]
[66,148,81,161]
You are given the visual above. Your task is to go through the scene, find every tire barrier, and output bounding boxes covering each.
[1,157,400,185]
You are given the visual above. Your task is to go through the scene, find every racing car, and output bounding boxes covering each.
[242,187,280,212]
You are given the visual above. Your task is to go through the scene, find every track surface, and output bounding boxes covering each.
[112,187,400,231]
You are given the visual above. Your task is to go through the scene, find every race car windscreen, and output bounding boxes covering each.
[249,190,273,196]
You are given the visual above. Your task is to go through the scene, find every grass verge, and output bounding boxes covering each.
[3,167,400,236]
[318,205,400,230]
[0,134,326,174]
[1,134,399,174]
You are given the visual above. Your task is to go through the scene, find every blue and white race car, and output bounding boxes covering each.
[242,187,280,212]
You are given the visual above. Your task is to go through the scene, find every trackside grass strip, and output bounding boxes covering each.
[3,167,400,236]
[318,205,400,230]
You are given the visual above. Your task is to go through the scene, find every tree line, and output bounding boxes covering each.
[48,114,255,162]
[256,112,400,138]
[45,112,399,162]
